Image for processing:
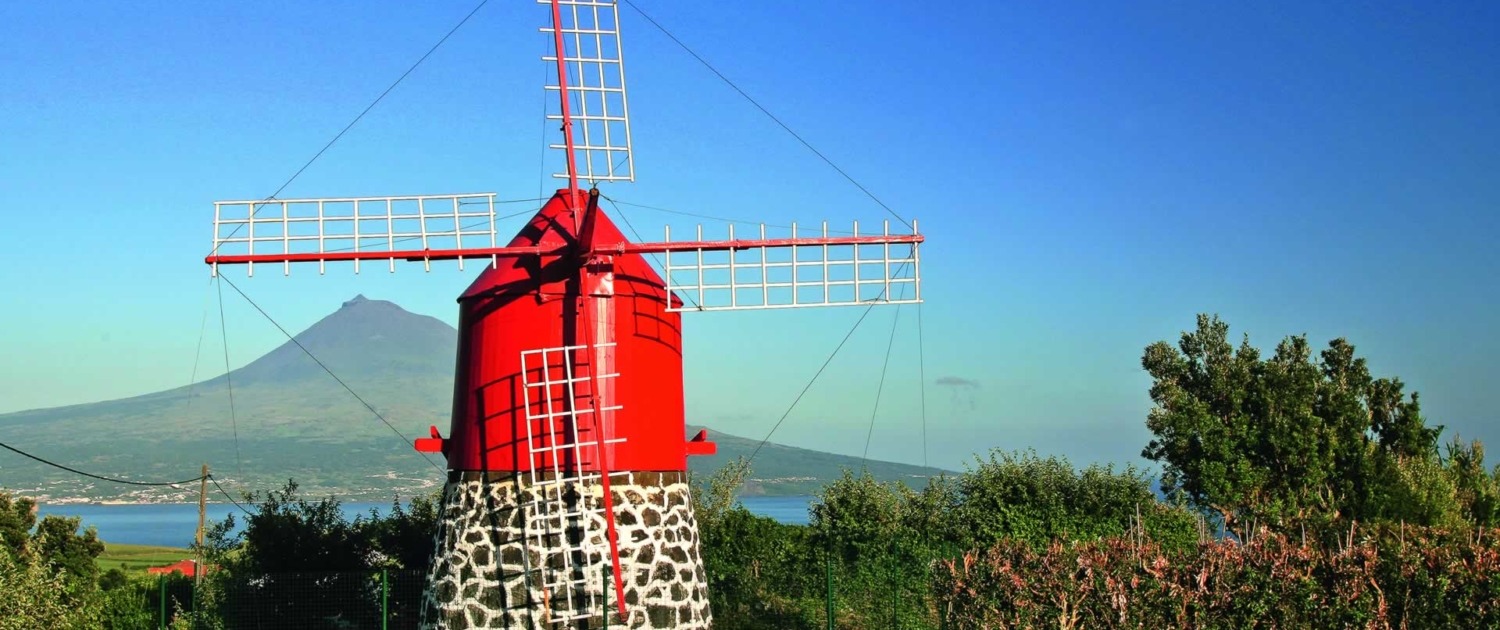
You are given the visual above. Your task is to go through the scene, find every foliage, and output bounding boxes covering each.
[33,513,106,584]
[358,493,438,571]
[933,525,1500,629]
[1445,437,1500,526]
[0,488,109,627]
[0,541,101,630]
[194,479,436,628]
[951,449,1198,552]
[1140,314,1477,537]
[694,451,1201,628]
[95,572,166,630]
[0,491,37,560]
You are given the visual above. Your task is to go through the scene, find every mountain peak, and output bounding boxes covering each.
[223,297,458,386]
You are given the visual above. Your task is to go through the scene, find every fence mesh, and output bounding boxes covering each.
[141,570,425,630]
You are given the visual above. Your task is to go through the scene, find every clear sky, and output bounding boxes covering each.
[1,2,1496,473]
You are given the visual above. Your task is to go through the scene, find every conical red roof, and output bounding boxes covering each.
[461,189,667,300]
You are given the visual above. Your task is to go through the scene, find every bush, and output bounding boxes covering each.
[933,525,1500,629]
[0,542,100,630]
[693,451,1203,628]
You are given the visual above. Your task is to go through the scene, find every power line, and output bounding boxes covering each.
[745,299,881,466]
[215,279,245,476]
[619,0,913,231]
[861,297,905,466]
[208,0,493,257]
[317,207,541,255]
[602,196,858,235]
[217,276,445,473]
[208,475,255,516]
[744,260,915,468]
[458,197,550,206]
[602,197,700,310]
[917,301,929,469]
[0,440,205,487]
[183,278,214,413]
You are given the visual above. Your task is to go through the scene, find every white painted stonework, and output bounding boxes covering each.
[421,471,712,629]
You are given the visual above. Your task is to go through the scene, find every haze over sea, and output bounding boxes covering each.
[39,496,814,549]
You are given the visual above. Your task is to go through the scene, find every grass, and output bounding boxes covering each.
[98,542,193,573]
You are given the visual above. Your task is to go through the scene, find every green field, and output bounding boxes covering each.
[97,543,193,573]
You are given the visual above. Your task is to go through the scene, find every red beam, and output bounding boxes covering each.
[600,233,924,255]
[204,245,563,266]
[204,234,925,266]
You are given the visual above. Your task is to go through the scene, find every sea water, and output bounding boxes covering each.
[37,495,814,548]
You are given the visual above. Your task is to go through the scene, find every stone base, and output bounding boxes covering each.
[420,470,712,629]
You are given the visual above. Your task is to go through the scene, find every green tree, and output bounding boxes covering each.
[1141,314,1449,535]
[0,490,105,607]
[1445,437,1500,526]
[199,479,439,628]
[0,491,37,561]
[201,479,380,628]
[32,514,104,584]
[359,492,439,571]
[0,543,99,630]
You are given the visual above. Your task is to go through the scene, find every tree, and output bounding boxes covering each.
[199,479,440,628]
[32,515,104,584]
[201,479,380,628]
[1141,314,1450,535]
[1445,437,1500,526]
[0,543,99,630]
[0,492,37,561]
[0,489,104,586]
[0,490,105,629]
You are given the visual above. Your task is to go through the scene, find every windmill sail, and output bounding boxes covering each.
[519,342,629,621]
[621,219,924,312]
[541,0,635,184]
[207,193,502,276]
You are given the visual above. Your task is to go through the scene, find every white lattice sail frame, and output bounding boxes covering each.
[541,0,635,184]
[519,343,626,621]
[659,219,922,312]
[209,193,500,276]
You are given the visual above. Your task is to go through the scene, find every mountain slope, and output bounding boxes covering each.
[0,296,942,503]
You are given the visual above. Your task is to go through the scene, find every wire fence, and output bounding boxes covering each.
[137,570,425,630]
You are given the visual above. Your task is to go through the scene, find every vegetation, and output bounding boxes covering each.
[1141,314,1500,537]
[0,492,107,628]
[693,314,1500,628]
[184,479,437,629]
[934,526,1500,629]
[694,451,1200,628]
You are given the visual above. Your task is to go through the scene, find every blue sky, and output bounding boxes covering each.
[1,1,1496,472]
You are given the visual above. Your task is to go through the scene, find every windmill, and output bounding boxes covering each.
[204,1,923,627]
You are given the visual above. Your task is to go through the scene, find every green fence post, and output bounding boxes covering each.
[158,574,166,630]
[382,569,390,630]
[603,565,611,629]
[826,542,835,630]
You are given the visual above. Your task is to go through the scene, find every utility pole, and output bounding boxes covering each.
[196,464,208,590]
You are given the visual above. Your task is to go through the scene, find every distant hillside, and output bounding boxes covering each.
[686,425,943,496]
[0,296,943,503]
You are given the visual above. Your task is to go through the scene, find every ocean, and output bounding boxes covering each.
[36,495,815,548]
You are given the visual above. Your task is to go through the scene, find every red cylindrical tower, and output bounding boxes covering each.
[445,191,688,473]
[421,189,713,629]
